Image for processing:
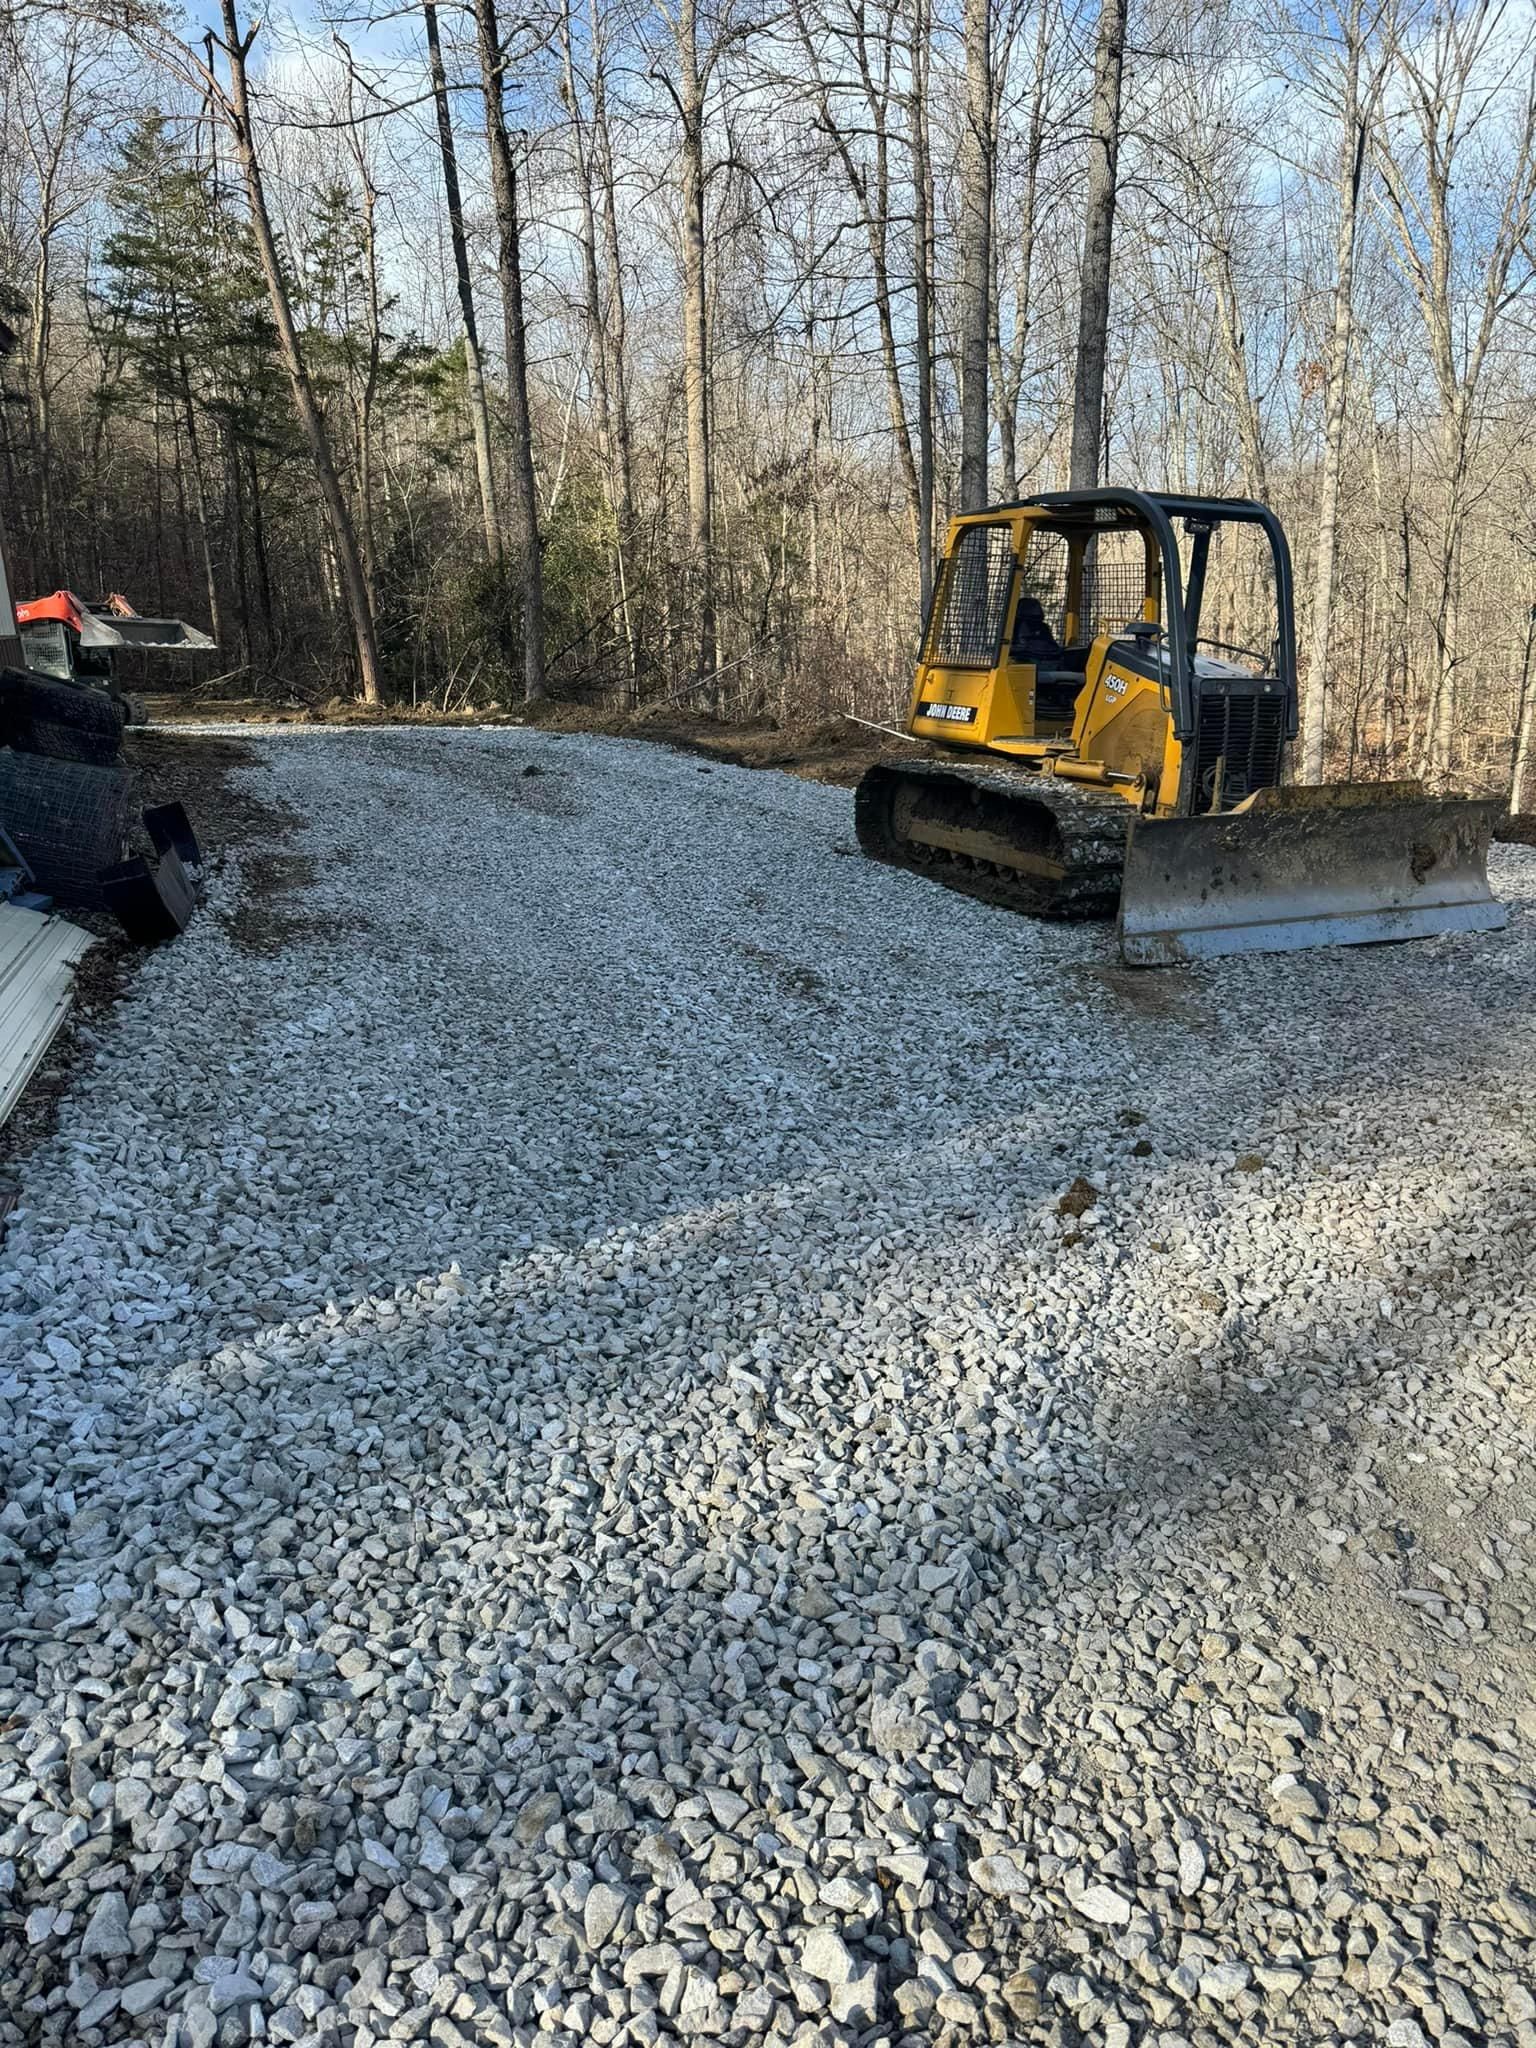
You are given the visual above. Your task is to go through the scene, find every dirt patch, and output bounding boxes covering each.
[130,731,338,957]
[226,849,370,957]
[127,730,297,856]
[737,942,831,1003]
[512,703,939,789]
[404,736,587,817]
[139,694,934,791]
[1069,959,1212,1031]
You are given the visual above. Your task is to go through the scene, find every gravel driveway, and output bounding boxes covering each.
[2,727,1534,2048]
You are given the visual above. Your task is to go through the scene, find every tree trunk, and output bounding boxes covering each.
[677,0,715,685]
[351,155,383,610]
[1069,0,1127,489]
[217,0,383,703]
[174,334,225,654]
[908,0,936,604]
[247,441,276,655]
[1513,604,1536,812]
[473,0,548,703]
[228,426,252,666]
[1303,19,1366,784]
[795,1,921,580]
[994,0,1049,500]
[957,0,991,509]
[561,0,635,690]
[0,496,24,670]
[1426,430,1465,784]
[423,0,503,563]
[589,0,639,685]
[1212,247,1267,505]
[28,222,54,560]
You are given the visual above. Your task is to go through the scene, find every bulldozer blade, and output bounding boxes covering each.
[1118,785,1508,965]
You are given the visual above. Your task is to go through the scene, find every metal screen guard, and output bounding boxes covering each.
[1016,490,1299,745]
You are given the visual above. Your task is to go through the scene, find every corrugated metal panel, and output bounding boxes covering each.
[0,904,94,1125]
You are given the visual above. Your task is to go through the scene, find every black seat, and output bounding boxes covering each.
[1034,666,1085,722]
[1010,595,1060,665]
[1011,597,1084,722]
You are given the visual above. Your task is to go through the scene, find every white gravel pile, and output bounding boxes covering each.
[1,726,1534,2048]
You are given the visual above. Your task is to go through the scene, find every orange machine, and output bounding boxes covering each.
[14,590,215,691]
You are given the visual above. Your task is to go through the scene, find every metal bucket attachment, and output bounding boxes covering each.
[1118,783,1508,965]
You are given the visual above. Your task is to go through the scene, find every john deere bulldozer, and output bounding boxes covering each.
[855,488,1506,963]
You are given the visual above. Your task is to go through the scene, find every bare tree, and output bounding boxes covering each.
[561,0,638,686]
[658,0,718,685]
[1374,0,1536,782]
[3,18,98,563]
[214,0,384,702]
[792,0,925,582]
[1068,0,1126,488]
[1301,0,1383,781]
[423,0,503,563]
[992,0,1053,500]
[473,0,547,703]
[957,0,992,506]
[906,0,937,598]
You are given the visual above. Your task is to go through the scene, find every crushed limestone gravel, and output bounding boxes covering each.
[1,725,1534,2048]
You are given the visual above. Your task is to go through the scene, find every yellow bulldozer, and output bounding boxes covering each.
[856,488,1506,962]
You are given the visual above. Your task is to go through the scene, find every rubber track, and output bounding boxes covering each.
[854,757,1132,920]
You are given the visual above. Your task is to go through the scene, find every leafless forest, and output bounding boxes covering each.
[3,0,1536,795]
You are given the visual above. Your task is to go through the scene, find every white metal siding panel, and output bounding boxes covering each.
[0,905,94,1126]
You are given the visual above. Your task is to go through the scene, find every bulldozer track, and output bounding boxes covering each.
[854,757,1131,920]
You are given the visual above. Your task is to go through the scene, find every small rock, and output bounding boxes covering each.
[512,1789,561,1845]
[1074,1883,1132,1927]
[1386,2023,1430,2048]
[209,1970,267,2014]
[831,1960,879,2026]
[801,1926,858,1986]
[1199,1960,1252,2002]
[63,1581,103,1625]
[583,1882,626,1950]
[81,1889,133,1961]
[1268,1773,1326,1819]
[78,1989,120,2029]
[623,1942,684,1983]
[121,1980,170,2017]
[970,1853,1031,1898]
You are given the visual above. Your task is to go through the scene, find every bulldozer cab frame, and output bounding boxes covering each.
[914,490,1299,794]
[1017,490,1298,745]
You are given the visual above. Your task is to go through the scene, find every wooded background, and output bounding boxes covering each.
[3,0,1536,797]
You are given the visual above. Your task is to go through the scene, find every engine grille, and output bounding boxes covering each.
[1193,689,1286,809]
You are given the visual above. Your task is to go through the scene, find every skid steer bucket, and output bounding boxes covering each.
[1118,783,1507,966]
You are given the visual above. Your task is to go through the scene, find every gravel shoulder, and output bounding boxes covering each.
[0,732,281,1190]
[2,727,1534,2048]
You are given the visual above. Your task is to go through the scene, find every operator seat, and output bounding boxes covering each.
[1011,596,1086,723]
